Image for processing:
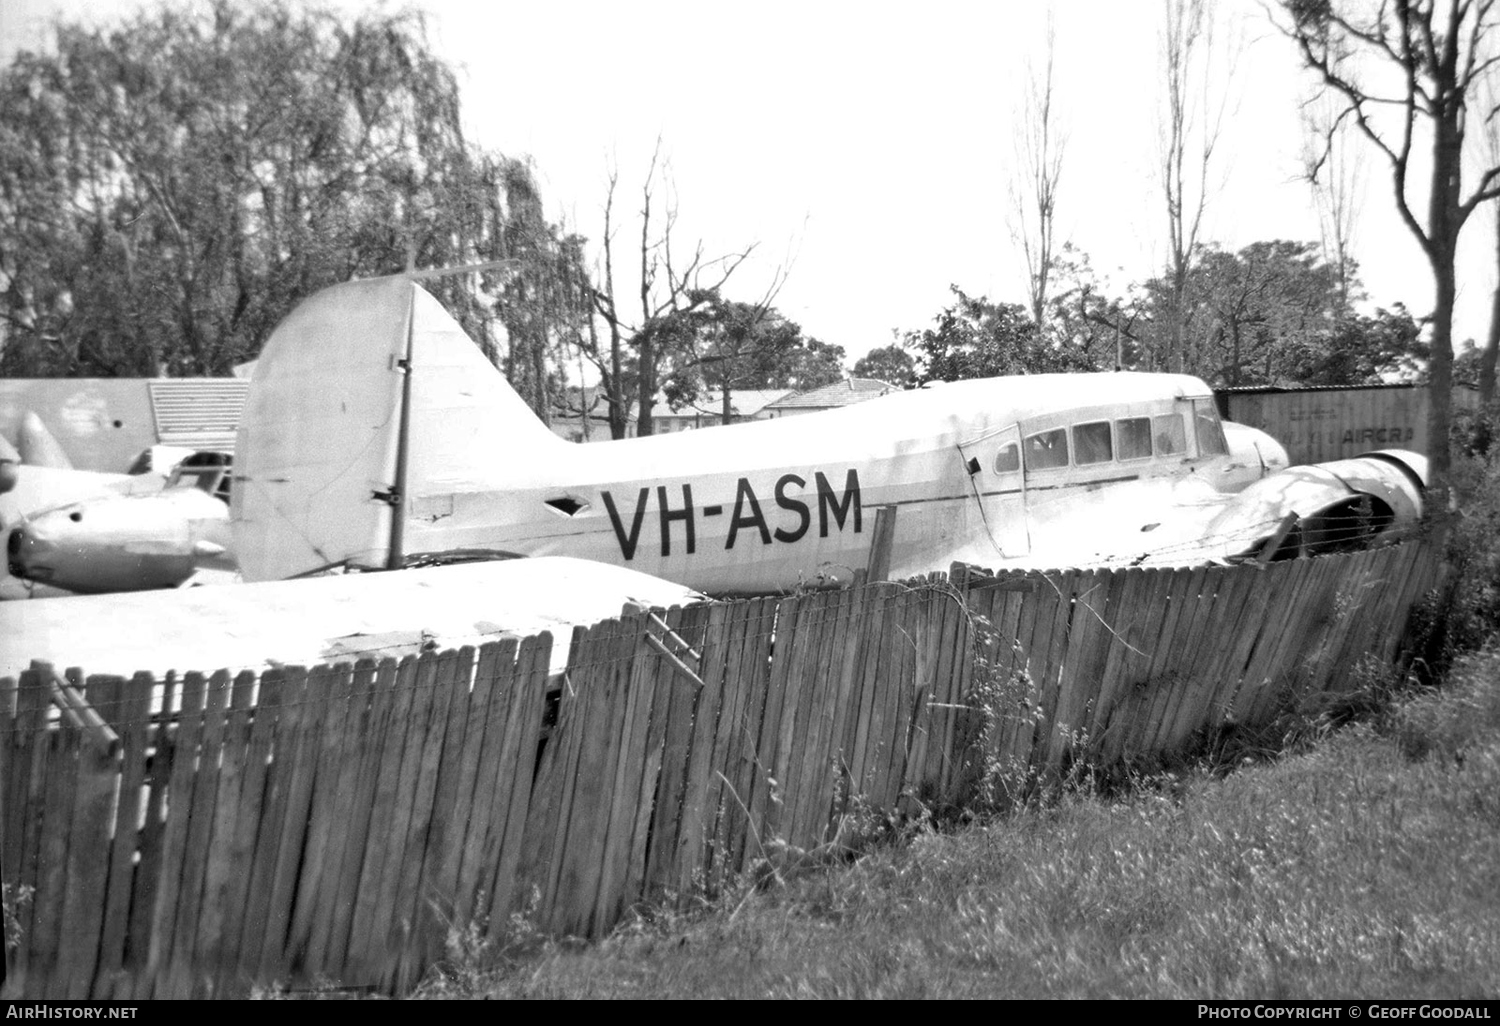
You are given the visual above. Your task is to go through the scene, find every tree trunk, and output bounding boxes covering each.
[636,330,656,436]
[721,381,732,425]
[1170,262,1187,374]
[1427,256,1456,511]
[608,389,629,439]
[1425,89,1464,511]
[1230,320,1241,387]
[602,317,628,440]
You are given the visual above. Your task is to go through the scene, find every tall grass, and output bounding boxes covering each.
[403,649,1500,1000]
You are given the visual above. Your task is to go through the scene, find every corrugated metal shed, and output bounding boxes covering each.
[1216,383,1481,465]
[148,379,249,451]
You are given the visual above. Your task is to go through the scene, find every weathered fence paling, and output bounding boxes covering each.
[0,538,1442,998]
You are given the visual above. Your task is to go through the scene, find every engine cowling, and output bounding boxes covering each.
[1202,449,1426,561]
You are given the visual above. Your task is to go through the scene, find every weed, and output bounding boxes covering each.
[1432,403,1500,668]
[410,887,550,999]
[3,883,31,954]
[1388,647,1500,762]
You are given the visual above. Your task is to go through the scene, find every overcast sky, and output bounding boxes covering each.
[4,0,1495,364]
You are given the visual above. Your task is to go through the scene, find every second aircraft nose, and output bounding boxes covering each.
[8,521,59,581]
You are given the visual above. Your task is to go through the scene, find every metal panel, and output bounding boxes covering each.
[0,380,157,472]
[1219,385,1478,466]
[148,380,250,451]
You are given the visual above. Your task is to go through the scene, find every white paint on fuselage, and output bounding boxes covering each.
[398,375,1285,591]
[231,278,1299,594]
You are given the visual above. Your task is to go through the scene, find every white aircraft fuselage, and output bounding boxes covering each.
[230,278,1424,596]
[391,377,1281,591]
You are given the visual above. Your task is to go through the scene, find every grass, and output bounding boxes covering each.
[411,648,1500,1000]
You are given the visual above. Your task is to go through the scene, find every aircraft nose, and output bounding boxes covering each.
[7,525,27,578]
[8,523,55,581]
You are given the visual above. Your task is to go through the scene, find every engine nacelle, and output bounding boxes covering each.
[1202,449,1426,561]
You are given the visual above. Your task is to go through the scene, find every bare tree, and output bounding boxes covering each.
[1280,0,1500,498]
[1300,90,1367,311]
[582,142,756,437]
[1157,0,1238,372]
[1479,71,1500,405]
[1007,11,1068,332]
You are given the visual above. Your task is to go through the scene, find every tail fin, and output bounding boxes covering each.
[19,411,74,469]
[232,277,561,581]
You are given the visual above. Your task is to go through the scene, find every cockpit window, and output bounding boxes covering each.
[1153,414,1186,456]
[1117,417,1153,460]
[994,442,1020,474]
[1024,428,1069,470]
[1193,399,1228,456]
[167,451,233,503]
[1073,421,1113,465]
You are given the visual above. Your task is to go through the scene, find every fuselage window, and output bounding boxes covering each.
[1073,421,1113,465]
[1193,399,1229,456]
[1025,428,1069,471]
[1153,414,1186,456]
[1117,417,1153,460]
[994,442,1020,474]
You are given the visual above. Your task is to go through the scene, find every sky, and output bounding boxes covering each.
[2,0,1496,365]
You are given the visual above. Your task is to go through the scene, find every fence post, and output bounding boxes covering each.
[865,505,898,583]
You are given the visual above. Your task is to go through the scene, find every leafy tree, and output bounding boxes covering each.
[1043,244,1146,369]
[773,336,846,391]
[905,286,1101,384]
[660,298,843,422]
[852,343,916,387]
[1130,239,1422,387]
[1159,240,1345,385]
[1283,304,1426,385]
[0,0,575,417]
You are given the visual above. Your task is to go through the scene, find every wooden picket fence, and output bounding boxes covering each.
[0,536,1444,998]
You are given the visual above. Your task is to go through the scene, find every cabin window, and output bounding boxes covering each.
[994,442,1020,474]
[1073,421,1113,465]
[1024,428,1069,470]
[1153,414,1186,456]
[1117,417,1153,461]
[1193,399,1229,456]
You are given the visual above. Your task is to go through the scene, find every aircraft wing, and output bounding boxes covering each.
[0,464,160,529]
[0,556,704,683]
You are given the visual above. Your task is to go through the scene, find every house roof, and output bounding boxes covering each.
[652,388,794,419]
[766,378,897,411]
